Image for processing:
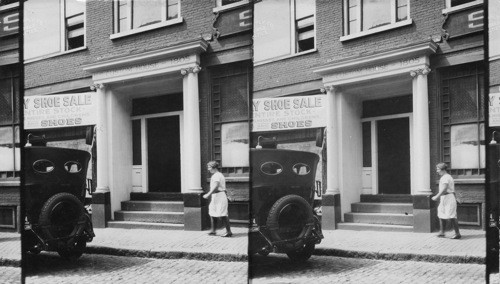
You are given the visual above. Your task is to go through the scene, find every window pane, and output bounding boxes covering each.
[449,75,478,124]
[362,0,391,31]
[0,127,14,171]
[221,122,249,167]
[0,79,12,125]
[167,0,179,20]
[296,0,314,20]
[451,0,475,7]
[118,1,129,32]
[450,124,482,169]
[295,0,315,52]
[220,74,248,122]
[24,0,62,59]
[396,0,408,21]
[133,0,162,29]
[65,0,85,17]
[254,0,292,62]
[221,0,243,5]
[362,121,371,167]
[132,120,142,165]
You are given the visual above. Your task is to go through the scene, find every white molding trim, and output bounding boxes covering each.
[0,2,19,11]
[340,19,413,42]
[24,46,88,64]
[213,0,249,13]
[110,17,184,40]
[442,0,483,15]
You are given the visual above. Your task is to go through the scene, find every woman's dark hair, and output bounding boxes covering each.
[436,162,448,172]
[207,161,219,169]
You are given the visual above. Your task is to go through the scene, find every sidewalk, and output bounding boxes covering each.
[0,228,486,265]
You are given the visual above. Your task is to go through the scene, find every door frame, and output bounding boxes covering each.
[361,113,413,195]
[131,111,184,193]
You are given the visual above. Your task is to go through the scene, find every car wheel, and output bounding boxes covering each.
[38,193,86,248]
[57,238,86,260]
[286,242,315,262]
[266,195,314,243]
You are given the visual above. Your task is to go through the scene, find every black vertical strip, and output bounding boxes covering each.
[18,0,25,283]
[248,1,254,282]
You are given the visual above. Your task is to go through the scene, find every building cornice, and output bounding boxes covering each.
[82,39,209,74]
[313,41,438,76]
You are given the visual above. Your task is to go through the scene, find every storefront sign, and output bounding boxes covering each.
[213,6,252,37]
[442,7,483,39]
[0,9,18,37]
[490,92,500,127]
[252,95,326,132]
[24,93,97,129]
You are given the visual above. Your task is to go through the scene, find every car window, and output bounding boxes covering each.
[292,163,311,175]
[33,159,55,173]
[261,162,283,175]
[64,161,83,173]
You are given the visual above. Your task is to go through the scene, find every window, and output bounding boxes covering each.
[24,0,85,60]
[217,0,245,7]
[447,0,479,7]
[114,0,180,34]
[345,0,408,35]
[211,63,250,175]
[0,66,20,179]
[254,0,315,62]
[441,62,484,177]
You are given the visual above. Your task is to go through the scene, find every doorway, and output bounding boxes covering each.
[377,117,411,194]
[147,116,181,192]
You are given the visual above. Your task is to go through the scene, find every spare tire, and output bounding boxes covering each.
[38,192,86,243]
[266,195,314,243]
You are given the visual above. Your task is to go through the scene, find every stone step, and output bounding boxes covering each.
[114,211,184,224]
[107,221,184,230]
[360,194,412,203]
[121,200,184,212]
[130,192,183,201]
[337,222,413,232]
[351,202,413,214]
[344,212,413,226]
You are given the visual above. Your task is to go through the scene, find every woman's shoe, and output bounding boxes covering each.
[450,234,461,239]
[436,233,445,238]
[208,232,216,236]
[221,232,233,238]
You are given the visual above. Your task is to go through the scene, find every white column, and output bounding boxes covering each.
[324,86,340,195]
[181,66,203,193]
[411,67,432,194]
[92,83,110,193]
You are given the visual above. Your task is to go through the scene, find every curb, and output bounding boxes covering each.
[86,246,248,262]
[313,248,485,264]
[0,258,21,268]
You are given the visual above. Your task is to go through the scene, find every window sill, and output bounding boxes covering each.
[254,48,317,67]
[24,46,88,64]
[213,0,250,13]
[340,19,413,42]
[110,17,184,40]
[442,0,483,15]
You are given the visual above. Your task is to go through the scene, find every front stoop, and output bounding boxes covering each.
[109,193,185,230]
[339,195,414,232]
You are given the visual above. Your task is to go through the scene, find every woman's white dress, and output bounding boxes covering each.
[208,172,228,217]
[437,173,457,219]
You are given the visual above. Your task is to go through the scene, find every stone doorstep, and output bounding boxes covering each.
[107,221,184,230]
[337,222,414,232]
[351,202,413,214]
[114,211,184,224]
[344,212,413,226]
[121,200,184,212]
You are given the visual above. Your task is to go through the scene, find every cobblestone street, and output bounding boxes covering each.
[25,252,247,284]
[250,254,486,284]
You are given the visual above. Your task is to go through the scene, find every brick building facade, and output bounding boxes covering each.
[253,0,485,232]
[23,0,252,230]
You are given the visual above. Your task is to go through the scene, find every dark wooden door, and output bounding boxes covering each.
[147,116,181,192]
[377,117,410,194]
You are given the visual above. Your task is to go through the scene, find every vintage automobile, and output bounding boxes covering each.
[249,148,323,262]
[24,145,94,259]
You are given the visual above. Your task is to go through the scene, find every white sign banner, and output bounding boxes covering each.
[490,92,500,127]
[24,93,97,129]
[252,95,326,132]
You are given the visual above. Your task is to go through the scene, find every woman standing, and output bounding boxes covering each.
[203,161,232,237]
[432,162,461,239]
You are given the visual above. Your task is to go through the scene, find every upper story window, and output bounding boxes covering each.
[254,0,316,63]
[217,0,245,7]
[114,0,180,34]
[345,0,408,35]
[0,65,20,179]
[447,0,477,7]
[24,0,85,61]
